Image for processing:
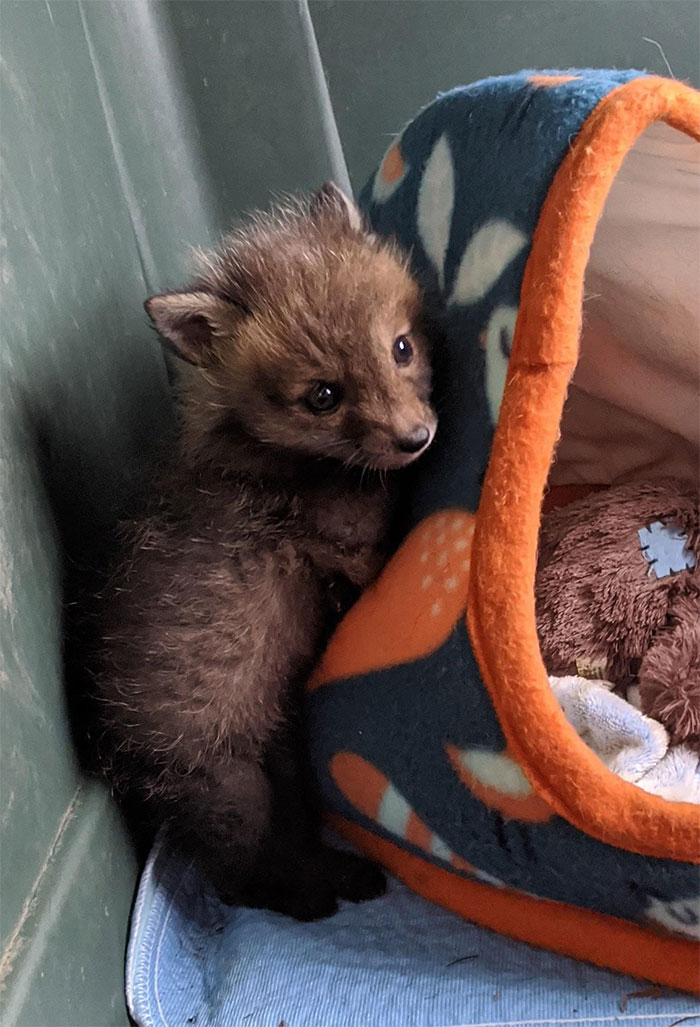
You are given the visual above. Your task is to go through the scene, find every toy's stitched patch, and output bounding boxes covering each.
[638,520,698,578]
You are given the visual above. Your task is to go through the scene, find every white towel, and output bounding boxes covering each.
[635,745,700,804]
[549,674,699,804]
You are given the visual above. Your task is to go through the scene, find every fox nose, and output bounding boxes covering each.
[396,425,431,454]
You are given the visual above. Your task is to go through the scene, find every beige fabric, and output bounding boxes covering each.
[551,123,700,486]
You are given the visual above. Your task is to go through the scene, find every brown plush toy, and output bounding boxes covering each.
[536,480,700,750]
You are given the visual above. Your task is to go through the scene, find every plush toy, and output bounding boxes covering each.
[536,479,700,751]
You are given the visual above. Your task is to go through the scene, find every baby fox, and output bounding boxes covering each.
[85,183,437,920]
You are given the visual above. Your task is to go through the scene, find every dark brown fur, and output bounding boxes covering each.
[638,590,700,749]
[536,479,699,749]
[81,184,436,919]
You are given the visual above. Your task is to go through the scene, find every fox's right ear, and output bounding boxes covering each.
[309,181,364,233]
[144,291,242,366]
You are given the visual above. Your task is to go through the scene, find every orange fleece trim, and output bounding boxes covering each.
[468,77,700,862]
[330,815,700,995]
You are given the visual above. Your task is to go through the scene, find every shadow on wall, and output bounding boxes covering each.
[2,306,176,860]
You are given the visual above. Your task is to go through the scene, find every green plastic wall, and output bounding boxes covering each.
[1,3,698,1023]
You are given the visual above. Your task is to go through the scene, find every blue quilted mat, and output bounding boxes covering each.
[125,834,699,1027]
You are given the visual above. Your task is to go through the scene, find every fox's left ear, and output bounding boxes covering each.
[310,181,364,232]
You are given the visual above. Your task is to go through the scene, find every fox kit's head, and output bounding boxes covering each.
[146,183,436,473]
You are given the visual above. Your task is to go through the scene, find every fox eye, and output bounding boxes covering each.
[393,335,413,366]
[304,380,343,414]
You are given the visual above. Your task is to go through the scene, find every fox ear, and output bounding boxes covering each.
[310,181,363,232]
[144,291,242,366]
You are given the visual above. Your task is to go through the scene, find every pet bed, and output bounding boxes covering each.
[127,70,700,1020]
[306,69,700,994]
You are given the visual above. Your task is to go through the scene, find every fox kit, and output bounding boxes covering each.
[84,183,437,920]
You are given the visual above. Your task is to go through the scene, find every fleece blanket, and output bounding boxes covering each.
[549,676,700,802]
[304,70,700,992]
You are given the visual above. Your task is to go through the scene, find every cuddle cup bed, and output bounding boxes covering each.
[306,69,700,993]
[127,69,700,1024]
